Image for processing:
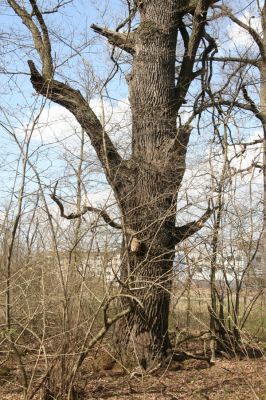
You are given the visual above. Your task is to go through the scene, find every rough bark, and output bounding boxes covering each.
[112,0,214,365]
[113,1,181,365]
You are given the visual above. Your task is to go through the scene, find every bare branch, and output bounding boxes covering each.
[50,182,138,237]
[230,163,262,176]
[240,139,263,146]
[173,200,214,243]
[50,182,122,230]
[189,97,266,124]
[91,24,135,54]
[115,3,138,32]
[7,0,53,78]
[27,60,122,182]
[33,0,73,15]
[218,5,265,58]
[211,56,261,67]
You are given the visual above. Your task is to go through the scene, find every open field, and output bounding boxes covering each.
[171,287,266,343]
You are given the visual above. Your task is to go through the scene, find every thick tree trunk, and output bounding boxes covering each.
[117,230,174,367]
[114,1,181,366]
[112,1,212,367]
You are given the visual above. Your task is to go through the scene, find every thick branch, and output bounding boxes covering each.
[8,2,123,183]
[178,16,189,51]
[241,84,265,122]
[176,0,216,110]
[91,24,135,54]
[28,60,122,182]
[173,201,213,243]
[29,0,51,57]
[7,0,53,78]
[172,124,193,182]
[188,1,214,59]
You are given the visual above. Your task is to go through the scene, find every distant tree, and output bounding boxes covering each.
[207,2,266,285]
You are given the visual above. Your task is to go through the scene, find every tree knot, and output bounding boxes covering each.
[130,237,141,253]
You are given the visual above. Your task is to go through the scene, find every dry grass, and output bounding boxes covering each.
[1,357,265,399]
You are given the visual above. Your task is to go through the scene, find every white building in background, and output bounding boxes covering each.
[175,241,263,285]
[44,249,122,283]
[74,249,122,283]
[46,240,263,286]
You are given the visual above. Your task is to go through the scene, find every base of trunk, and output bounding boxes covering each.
[113,307,172,369]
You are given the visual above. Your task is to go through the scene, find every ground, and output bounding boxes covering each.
[1,357,265,399]
[85,358,266,400]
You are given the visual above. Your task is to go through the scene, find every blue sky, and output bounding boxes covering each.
[0,0,131,207]
[0,0,130,99]
[0,0,263,223]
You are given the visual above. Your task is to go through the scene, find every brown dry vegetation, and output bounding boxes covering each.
[1,353,265,400]
[0,290,265,400]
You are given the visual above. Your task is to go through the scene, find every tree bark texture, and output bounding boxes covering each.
[114,0,211,365]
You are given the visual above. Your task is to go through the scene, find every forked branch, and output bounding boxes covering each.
[7,0,53,78]
[176,0,218,110]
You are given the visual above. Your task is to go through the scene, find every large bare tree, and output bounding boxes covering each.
[6,0,218,366]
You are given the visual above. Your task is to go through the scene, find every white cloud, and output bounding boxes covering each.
[227,10,262,49]
[29,105,79,143]
[20,98,131,156]
[177,128,263,225]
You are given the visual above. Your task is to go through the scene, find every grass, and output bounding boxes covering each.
[170,288,266,345]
